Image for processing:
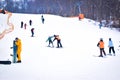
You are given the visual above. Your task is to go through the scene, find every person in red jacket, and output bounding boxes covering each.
[97,38,106,57]
[53,35,62,48]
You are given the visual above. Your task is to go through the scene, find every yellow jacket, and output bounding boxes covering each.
[15,39,22,54]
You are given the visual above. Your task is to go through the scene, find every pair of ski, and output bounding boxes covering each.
[93,54,115,58]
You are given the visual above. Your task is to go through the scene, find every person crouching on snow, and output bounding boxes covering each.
[97,38,106,57]
[53,35,62,48]
[15,37,22,63]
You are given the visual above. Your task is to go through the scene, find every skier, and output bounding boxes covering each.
[108,38,115,56]
[31,28,34,37]
[41,15,45,24]
[10,40,17,63]
[53,35,62,48]
[99,21,102,29]
[46,36,54,47]
[29,20,32,26]
[24,23,27,29]
[21,21,23,28]
[97,38,106,57]
[15,37,22,63]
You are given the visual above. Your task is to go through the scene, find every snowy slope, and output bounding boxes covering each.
[0,13,120,80]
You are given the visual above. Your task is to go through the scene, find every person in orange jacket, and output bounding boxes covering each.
[53,35,62,48]
[97,38,106,57]
[15,37,22,63]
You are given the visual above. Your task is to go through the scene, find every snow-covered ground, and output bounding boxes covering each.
[0,13,120,80]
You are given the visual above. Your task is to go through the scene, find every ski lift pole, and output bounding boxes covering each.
[78,5,81,14]
[77,3,81,14]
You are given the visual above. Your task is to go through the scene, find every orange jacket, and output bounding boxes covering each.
[53,35,61,41]
[97,41,104,48]
[56,36,60,40]
[15,39,22,54]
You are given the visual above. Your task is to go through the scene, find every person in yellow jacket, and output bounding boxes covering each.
[15,37,22,63]
[97,38,106,57]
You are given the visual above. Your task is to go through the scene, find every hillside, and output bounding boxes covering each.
[0,13,120,80]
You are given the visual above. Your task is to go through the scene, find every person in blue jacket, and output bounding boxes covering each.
[108,38,115,56]
[11,40,17,63]
[99,21,102,29]
[46,36,54,47]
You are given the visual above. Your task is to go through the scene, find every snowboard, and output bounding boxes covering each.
[0,60,11,65]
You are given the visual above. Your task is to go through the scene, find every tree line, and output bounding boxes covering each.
[0,0,120,26]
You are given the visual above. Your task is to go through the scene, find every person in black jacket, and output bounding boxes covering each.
[29,20,32,26]
[31,28,34,37]
[41,15,45,24]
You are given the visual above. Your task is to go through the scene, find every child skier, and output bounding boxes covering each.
[46,36,54,47]
[97,38,106,57]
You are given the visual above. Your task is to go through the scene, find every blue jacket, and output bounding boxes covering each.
[46,36,54,42]
[108,40,114,47]
[13,40,17,54]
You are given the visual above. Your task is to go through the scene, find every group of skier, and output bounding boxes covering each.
[20,15,45,37]
[97,38,116,57]
[46,35,63,48]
